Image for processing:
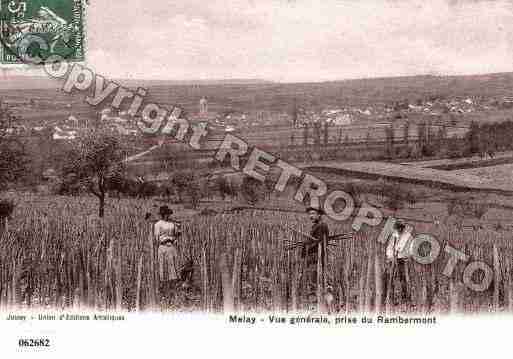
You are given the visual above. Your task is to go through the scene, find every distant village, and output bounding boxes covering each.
[2,93,513,141]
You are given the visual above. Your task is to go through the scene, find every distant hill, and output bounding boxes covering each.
[0,75,272,89]
[138,72,513,114]
[0,75,60,90]
[117,78,273,87]
[276,72,513,106]
[2,72,513,93]
[2,72,513,114]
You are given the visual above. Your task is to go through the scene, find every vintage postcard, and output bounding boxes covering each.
[0,0,512,357]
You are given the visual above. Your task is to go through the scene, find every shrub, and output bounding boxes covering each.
[0,198,14,219]
[170,170,201,208]
[241,176,264,205]
[216,176,235,200]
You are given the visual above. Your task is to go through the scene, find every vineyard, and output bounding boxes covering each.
[0,193,512,314]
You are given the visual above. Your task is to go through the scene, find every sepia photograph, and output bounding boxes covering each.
[1,0,513,356]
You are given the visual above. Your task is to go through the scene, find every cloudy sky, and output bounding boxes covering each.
[7,0,513,82]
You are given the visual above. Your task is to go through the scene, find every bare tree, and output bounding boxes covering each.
[385,124,394,159]
[0,198,14,236]
[0,102,28,189]
[61,130,126,217]
[403,121,409,144]
[446,197,489,230]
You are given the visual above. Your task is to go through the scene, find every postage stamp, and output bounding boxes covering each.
[0,0,84,64]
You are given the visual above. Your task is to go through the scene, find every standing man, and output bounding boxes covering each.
[382,220,412,306]
[301,206,330,299]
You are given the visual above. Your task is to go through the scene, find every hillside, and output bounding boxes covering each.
[3,72,513,107]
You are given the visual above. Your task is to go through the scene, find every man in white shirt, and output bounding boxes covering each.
[385,221,412,261]
[382,221,412,307]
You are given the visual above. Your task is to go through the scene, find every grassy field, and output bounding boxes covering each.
[454,164,513,187]
[400,151,513,169]
[301,161,513,194]
[0,192,512,314]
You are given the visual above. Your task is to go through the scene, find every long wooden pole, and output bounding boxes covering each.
[317,243,323,313]
[493,244,501,310]
[219,253,234,312]
[374,254,383,314]
[135,253,144,311]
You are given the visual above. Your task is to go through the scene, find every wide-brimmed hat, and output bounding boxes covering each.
[306,206,325,215]
[394,220,406,231]
[159,205,173,216]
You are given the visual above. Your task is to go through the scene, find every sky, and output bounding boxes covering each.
[4,0,513,82]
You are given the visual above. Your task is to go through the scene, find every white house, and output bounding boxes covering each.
[332,113,353,125]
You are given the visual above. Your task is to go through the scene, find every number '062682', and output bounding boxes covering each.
[18,338,50,347]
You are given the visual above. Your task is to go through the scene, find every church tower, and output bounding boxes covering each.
[199,97,208,117]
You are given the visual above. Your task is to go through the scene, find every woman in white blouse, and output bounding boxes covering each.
[154,205,181,300]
